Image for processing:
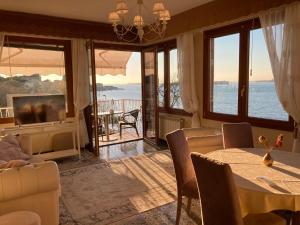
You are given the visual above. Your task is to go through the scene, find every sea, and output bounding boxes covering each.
[97,82,288,121]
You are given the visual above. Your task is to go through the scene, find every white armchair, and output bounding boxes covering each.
[0,161,60,225]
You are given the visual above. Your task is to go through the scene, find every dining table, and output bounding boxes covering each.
[206,148,300,218]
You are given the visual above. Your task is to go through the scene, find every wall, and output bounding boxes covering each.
[166,0,298,38]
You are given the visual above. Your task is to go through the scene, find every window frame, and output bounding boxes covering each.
[203,19,294,131]
[0,35,74,124]
[155,40,191,116]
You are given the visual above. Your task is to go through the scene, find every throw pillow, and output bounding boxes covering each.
[0,135,30,161]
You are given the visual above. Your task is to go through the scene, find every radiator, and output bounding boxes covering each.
[159,114,184,140]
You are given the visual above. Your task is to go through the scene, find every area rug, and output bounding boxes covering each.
[60,151,184,225]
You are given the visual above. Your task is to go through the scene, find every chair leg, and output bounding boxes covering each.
[120,125,122,138]
[176,194,182,225]
[187,198,192,216]
[134,125,139,137]
[100,126,103,141]
[292,212,300,225]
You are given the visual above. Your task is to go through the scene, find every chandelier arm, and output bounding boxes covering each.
[144,23,165,36]
[114,24,134,36]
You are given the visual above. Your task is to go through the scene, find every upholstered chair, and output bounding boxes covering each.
[190,153,286,225]
[222,122,254,149]
[186,134,223,154]
[182,127,221,138]
[166,129,199,225]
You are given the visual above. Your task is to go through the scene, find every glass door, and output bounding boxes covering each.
[87,40,100,156]
[142,48,159,145]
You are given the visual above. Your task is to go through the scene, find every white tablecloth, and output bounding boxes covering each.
[207,148,300,216]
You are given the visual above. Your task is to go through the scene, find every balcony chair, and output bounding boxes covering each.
[190,153,286,225]
[166,129,199,225]
[119,109,139,138]
[222,122,254,149]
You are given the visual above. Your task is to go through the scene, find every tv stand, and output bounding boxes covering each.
[0,121,81,160]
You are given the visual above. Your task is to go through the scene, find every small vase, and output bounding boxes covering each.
[263,152,274,167]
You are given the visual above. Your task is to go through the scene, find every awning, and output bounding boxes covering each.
[95,50,132,76]
[0,47,132,77]
[0,47,65,76]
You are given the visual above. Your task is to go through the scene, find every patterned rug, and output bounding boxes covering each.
[59,151,200,225]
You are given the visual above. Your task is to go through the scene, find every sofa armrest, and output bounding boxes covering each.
[0,161,60,202]
[186,134,224,154]
[17,134,33,156]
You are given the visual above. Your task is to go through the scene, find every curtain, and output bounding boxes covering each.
[259,2,300,152]
[72,39,90,147]
[177,32,201,127]
[0,33,4,62]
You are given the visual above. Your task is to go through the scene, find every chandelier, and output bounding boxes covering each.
[108,0,171,42]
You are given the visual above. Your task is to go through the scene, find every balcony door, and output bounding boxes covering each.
[142,48,159,145]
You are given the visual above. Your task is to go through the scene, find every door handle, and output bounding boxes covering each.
[241,85,246,97]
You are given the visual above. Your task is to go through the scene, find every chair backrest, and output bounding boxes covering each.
[186,134,223,154]
[166,129,195,189]
[183,127,221,138]
[191,153,243,225]
[222,122,254,149]
[129,109,139,121]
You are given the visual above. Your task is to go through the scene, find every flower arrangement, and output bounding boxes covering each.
[258,134,283,166]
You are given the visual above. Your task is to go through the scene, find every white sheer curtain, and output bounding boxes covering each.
[259,2,300,152]
[177,32,200,127]
[72,39,90,147]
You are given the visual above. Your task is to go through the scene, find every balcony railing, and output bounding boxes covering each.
[97,99,142,114]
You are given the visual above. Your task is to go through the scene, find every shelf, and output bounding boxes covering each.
[38,149,79,161]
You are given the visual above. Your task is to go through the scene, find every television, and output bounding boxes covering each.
[13,95,66,125]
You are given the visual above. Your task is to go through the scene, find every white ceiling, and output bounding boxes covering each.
[0,0,213,23]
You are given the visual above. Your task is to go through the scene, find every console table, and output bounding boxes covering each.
[0,122,81,160]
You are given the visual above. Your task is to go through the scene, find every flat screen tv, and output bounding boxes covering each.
[13,95,66,125]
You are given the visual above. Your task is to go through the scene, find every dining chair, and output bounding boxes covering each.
[190,153,286,225]
[186,134,223,154]
[166,129,199,225]
[222,122,254,148]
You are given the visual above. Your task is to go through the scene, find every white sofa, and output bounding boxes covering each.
[0,161,60,225]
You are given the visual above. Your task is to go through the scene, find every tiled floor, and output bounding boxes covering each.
[99,140,157,161]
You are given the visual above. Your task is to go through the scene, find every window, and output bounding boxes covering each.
[0,36,73,123]
[248,28,289,121]
[155,40,188,116]
[157,51,165,107]
[169,49,183,109]
[209,34,240,115]
[204,20,293,130]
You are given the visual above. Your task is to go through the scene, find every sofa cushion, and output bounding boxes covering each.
[0,135,30,161]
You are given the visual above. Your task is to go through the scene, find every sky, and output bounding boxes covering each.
[0,28,273,84]
[98,28,273,85]
[214,28,273,82]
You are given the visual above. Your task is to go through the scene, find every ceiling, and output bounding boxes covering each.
[0,0,213,23]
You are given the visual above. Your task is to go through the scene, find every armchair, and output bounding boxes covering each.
[0,161,60,225]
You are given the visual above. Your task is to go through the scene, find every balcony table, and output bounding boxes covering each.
[206,148,300,219]
[98,111,123,141]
